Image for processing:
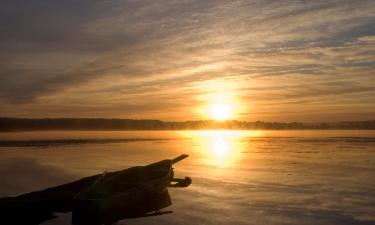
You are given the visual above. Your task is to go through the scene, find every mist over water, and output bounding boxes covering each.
[0,130,374,225]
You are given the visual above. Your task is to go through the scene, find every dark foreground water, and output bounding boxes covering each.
[0,130,374,225]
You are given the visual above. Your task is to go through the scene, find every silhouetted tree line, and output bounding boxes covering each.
[0,118,374,131]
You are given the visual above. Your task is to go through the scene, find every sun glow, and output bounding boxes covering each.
[210,103,232,121]
[195,79,244,121]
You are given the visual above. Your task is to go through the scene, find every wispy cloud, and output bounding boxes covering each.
[0,0,374,121]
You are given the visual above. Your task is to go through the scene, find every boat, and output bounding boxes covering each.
[0,155,191,225]
[72,154,192,225]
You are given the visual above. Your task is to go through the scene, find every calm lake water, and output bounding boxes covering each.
[0,130,375,225]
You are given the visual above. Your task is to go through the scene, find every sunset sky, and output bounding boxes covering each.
[0,0,374,121]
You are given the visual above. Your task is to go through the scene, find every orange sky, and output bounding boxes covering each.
[0,1,374,122]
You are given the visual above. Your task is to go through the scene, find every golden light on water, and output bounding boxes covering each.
[207,131,244,167]
[180,130,255,168]
[212,136,228,156]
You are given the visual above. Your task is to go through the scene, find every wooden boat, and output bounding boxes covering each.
[72,154,191,225]
[0,155,191,225]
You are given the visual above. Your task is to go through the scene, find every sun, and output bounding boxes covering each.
[210,104,232,121]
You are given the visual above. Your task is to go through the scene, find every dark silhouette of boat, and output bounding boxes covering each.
[0,155,191,225]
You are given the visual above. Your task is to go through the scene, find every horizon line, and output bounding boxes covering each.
[1,117,374,124]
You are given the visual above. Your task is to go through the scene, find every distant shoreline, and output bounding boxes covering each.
[1,118,375,131]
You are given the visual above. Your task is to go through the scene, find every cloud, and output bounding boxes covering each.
[0,0,374,120]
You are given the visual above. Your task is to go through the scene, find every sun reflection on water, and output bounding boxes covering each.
[179,130,259,168]
[212,136,228,156]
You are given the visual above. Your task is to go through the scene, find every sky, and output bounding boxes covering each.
[0,0,374,122]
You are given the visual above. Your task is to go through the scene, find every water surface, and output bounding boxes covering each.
[0,130,374,225]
